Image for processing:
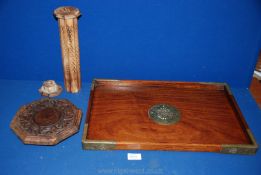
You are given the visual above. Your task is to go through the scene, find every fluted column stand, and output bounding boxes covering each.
[54,6,81,93]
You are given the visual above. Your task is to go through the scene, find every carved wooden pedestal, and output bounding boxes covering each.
[54,6,81,93]
[10,98,82,145]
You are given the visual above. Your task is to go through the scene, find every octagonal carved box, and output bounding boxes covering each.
[10,98,82,145]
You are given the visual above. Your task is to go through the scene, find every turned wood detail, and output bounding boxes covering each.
[54,7,81,93]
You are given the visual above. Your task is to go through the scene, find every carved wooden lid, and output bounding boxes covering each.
[54,6,81,19]
[10,98,82,145]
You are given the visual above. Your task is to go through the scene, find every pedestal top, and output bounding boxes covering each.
[54,6,80,19]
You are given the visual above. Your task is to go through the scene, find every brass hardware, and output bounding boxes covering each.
[148,104,181,125]
[91,80,96,90]
[83,140,116,150]
[82,124,116,150]
[223,83,233,95]
[199,82,232,95]
[81,123,89,145]
[221,129,258,154]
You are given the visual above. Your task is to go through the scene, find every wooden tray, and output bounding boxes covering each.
[82,79,258,154]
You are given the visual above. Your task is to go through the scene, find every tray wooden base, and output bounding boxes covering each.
[82,79,258,154]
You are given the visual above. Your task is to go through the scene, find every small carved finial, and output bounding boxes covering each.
[39,80,62,97]
[54,6,80,19]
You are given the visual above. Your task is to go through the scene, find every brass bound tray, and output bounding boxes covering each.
[82,79,258,154]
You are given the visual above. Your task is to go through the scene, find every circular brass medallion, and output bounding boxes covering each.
[148,104,181,125]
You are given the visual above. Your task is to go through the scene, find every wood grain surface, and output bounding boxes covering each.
[83,80,256,153]
[250,77,261,108]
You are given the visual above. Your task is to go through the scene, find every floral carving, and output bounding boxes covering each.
[10,98,82,145]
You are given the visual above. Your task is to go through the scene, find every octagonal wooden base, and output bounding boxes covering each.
[10,98,82,145]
